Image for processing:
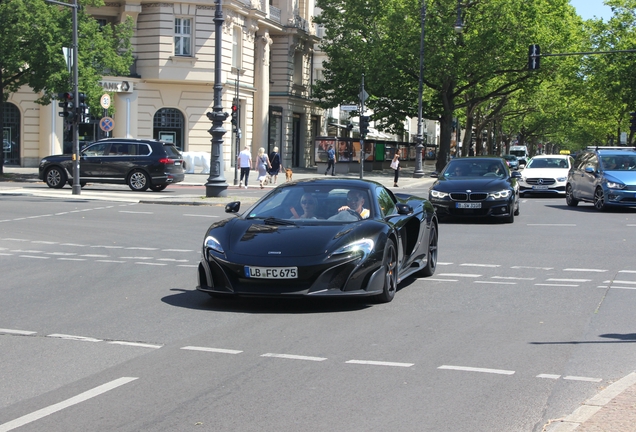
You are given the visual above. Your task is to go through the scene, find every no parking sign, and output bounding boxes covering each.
[99,117,114,132]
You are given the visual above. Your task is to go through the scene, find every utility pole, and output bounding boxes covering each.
[359,74,368,180]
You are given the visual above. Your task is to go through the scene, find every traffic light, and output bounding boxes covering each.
[57,92,74,119]
[77,93,88,122]
[528,44,541,71]
[346,123,353,135]
[360,115,370,137]
[230,101,238,131]
[630,112,636,132]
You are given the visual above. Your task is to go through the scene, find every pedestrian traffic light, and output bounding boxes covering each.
[57,92,75,119]
[231,101,238,130]
[360,115,370,136]
[630,112,636,132]
[528,44,541,71]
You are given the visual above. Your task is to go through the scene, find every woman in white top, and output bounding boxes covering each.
[256,147,272,189]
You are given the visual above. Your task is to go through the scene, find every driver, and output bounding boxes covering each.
[338,190,370,219]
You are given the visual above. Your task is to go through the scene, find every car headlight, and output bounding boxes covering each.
[489,189,512,199]
[39,159,48,166]
[556,177,567,182]
[204,235,224,255]
[430,190,449,199]
[606,181,625,189]
[331,238,374,261]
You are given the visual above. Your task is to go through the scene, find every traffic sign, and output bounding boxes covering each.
[341,105,358,111]
[100,94,111,109]
[99,117,114,132]
[359,89,369,103]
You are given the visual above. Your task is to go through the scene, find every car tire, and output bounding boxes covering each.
[128,170,150,191]
[45,167,67,189]
[514,200,520,216]
[565,184,579,207]
[504,205,515,223]
[417,223,438,277]
[593,187,606,211]
[375,238,398,303]
[149,184,168,192]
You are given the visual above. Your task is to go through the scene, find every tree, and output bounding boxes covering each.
[0,0,133,172]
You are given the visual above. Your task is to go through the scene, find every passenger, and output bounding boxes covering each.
[338,190,370,219]
[292,193,319,219]
[486,163,502,176]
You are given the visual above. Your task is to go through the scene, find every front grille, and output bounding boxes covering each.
[449,192,487,201]
[469,193,488,201]
[450,192,468,201]
[526,178,556,185]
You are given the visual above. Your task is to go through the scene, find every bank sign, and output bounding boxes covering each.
[99,80,132,93]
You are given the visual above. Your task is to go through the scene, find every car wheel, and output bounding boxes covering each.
[149,184,168,192]
[514,200,520,216]
[504,205,515,223]
[45,167,67,189]
[565,184,578,207]
[128,170,150,191]
[593,187,606,211]
[376,239,398,303]
[417,223,438,277]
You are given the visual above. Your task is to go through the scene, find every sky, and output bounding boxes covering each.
[570,0,614,21]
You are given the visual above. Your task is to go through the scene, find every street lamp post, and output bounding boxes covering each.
[412,0,426,178]
[205,0,229,197]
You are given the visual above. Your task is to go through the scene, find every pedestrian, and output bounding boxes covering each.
[325,145,336,176]
[256,147,271,189]
[391,152,400,187]
[268,146,282,185]
[238,145,252,189]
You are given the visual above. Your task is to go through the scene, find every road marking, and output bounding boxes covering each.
[80,254,110,258]
[598,285,636,290]
[19,255,49,259]
[181,346,242,354]
[157,258,189,262]
[437,262,453,265]
[122,256,152,260]
[0,328,37,335]
[563,376,603,383]
[262,353,328,362]
[108,341,162,349]
[11,250,44,253]
[346,360,413,367]
[619,270,636,273]
[32,241,57,245]
[126,247,158,250]
[183,214,218,218]
[421,278,458,282]
[59,243,86,247]
[46,252,77,256]
[96,260,126,263]
[57,258,86,261]
[0,377,138,432]
[527,223,576,226]
[0,253,12,256]
[3,238,29,242]
[47,334,102,342]
[535,283,579,287]
[563,268,607,273]
[537,374,561,379]
[547,278,591,283]
[438,365,515,375]
[438,273,482,278]
[460,263,500,268]
[119,210,153,214]
[492,276,535,281]
[178,264,198,268]
[91,245,123,249]
[603,280,636,285]
[162,249,194,252]
[511,266,553,270]
[474,281,517,285]
[135,262,167,266]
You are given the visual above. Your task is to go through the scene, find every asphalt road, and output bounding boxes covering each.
[1,188,635,432]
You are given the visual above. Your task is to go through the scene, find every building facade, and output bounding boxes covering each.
[3,0,323,170]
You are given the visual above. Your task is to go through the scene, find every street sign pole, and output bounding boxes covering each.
[359,74,367,180]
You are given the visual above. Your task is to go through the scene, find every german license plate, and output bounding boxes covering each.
[174,161,181,166]
[456,202,481,209]
[245,266,298,279]
[532,185,548,190]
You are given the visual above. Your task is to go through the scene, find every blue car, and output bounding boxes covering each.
[566,147,636,210]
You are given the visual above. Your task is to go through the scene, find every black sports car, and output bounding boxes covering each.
[428,157,521,223]
[197,178,438,303]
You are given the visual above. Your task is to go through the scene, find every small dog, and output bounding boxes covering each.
[285,168,293,182]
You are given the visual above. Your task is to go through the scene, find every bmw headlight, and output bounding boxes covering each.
[331,238,374,261]
[39,159,48,166]
[430,190,449,199]
[606,181,625,189]
[204,235,224,255]
[489,189,512,199]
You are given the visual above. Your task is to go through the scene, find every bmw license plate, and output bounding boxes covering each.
[245,266,298,279]
[532,185,548,190]
[456,202,481,209]
[174,161,181,166]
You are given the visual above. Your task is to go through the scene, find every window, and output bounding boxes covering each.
[293,51,303,85]
[175,18,192,56]
[232,27,242,68]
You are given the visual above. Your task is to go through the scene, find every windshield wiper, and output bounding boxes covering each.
[263,217,297,226]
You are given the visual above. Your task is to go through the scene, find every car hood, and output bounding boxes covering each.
[210,218,372,258]
[433,177,512,191]
[521,168,569,178]
[605,171,636,185]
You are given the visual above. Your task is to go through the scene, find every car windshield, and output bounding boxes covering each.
[244,184,374,222]
[601,155,636,171]
[526,158,569,169]
[443,160,507,178]
[503,155,517,161]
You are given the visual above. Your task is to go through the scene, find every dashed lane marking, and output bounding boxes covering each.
[183,214,218,218]
[19,255,48,259]
[474,281,517,285]
[345,360,413,367]
[492,276,535,281]
[262,353,327,362]
[47,334,102,342]
[438,273,482,278]
[603,280,636,285]
[598,285,636,290]
[108,341,162,349]
[181,346,242,354]
[547,278,592,283]
[563,376,603,383]
[422,278,458,282]
[537,374,561,379]
[564,268,607,272]
[536,283,579,287]
[118,211,153,214]
[460,263,501,268]
[438,365,515,375]
[0,329,37,335]
[511,266,554,270]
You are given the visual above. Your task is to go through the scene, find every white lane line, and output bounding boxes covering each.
[108,341,162,349]
[438,273,482,278]
[0,328,37,336]
[135,262,167,266]
[57,258,87,261]
[437,262,453,265]
[547,278,591,283]
[46,252,77,256]
[178,264,198,268]
[125,247,158,250]
[438,365,515,375]
[0,253,13,256]
[460,263,500,268]
[183,214,218,218]
[32,241,57,245]
[511,266,554,270]
[11,250,44,253]
[181,346,242,354]
[162,249,194,252]
[527,223,576,226]
[563,376,603,383]
[119,211,153,214]
[96,260,126,263]
[0,377,138,432]
[80,254,110,258]
[3,238,29,242]
[537,374,561,379]
[59,243,86,247]
[262,353,327,362]
[420,278,458,282]
[346,360,413,367]
[474,281,517,285]
[564,268,607,273]
[121,256,152,260]
[619,270,636,273]
[492,276,535,281]
[19,255,49,259]
[156,258,189,262]
[91,245,123,249]
[47,334,102,342]
[603,280,636,285]
[598,285,636,290]
[535,283,579,287]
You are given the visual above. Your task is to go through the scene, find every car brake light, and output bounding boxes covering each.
[158,158,174,164]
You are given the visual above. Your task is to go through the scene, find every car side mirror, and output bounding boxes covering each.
[396,203,413,215]
[430,172,439,178]
[584,166,595,174]
[225,201,241,213]
[510,171,521,178]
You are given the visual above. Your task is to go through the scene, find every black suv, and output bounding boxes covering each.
[39,138,185,191]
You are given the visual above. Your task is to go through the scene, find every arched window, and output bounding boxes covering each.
[153,108,185,150]
[2,103,20,165]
